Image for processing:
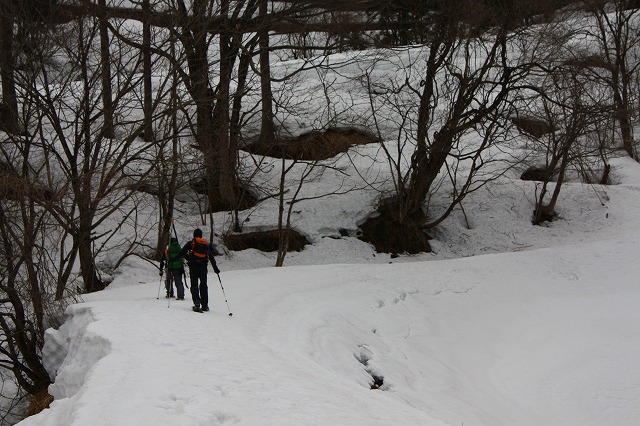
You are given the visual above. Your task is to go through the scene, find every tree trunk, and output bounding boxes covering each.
[275,157,287,267]
[178,0,232,211]
[407,128,453,218]
[155,42,180,259]
[142,0,153,143]
[21,201,45,331]
[212,0,237,210]
[596,2,636,158]
[533,151,568,225]
[403,36,450,222]
[229,39,255,230]
[77,230,104,293]
[98,0,114,139]
[258,0,276,145]
[613,90,634,157]
[56,242,78,300]
[76,18,104,293]
[618,109,634,157]
[0,0,19,133]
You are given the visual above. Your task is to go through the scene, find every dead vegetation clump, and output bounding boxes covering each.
[223,229,309,252]
[512,117,555,139]
[188,179,258,212]
[242,128,379,161]
[359,203,432,255]
[0,161,55,202]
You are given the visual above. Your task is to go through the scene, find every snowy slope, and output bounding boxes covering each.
[18,190,640,426]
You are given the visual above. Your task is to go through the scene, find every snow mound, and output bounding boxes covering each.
[42,306,110,399]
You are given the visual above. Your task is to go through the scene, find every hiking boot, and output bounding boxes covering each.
[202,306,209,312]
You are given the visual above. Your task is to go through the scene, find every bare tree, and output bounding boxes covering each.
[517,60,614,224]
[151,36,191,259]
[583,0,640,158]
[36,0,418,217]
[0,126,77,419]
[0,6,176,414]
[15,13,161,293]
[273,155,352,267]
[536,70,594,223]
[0,190,55,417]
[358,0,526,253]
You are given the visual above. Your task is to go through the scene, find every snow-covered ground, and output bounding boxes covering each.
[16,154,640,426]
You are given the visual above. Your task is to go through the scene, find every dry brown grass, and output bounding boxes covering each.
[243,128,378,161]
[0,162,55,202]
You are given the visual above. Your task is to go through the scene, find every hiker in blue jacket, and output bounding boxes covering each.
[172,228,220,312]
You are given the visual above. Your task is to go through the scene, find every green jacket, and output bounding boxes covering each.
[163,240,184,270]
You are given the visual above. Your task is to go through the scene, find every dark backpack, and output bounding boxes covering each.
[191,237,208,264]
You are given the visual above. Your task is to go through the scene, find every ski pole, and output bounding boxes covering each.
[157,269,164,300]
[216,273,233,317]
[172,220,189,290]
[183,267,189,289]
[166,272,172,308]
[171,219,180,242]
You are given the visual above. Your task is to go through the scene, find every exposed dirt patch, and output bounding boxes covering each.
[24,389,53,418]
[359,203,431,255]
[520,165,552,182]
[223,229,309,252]
[563,55,612,71]
[242,127,379,161]
[533,208,559,225]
